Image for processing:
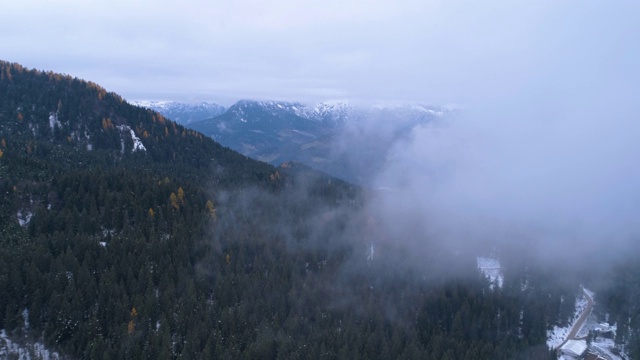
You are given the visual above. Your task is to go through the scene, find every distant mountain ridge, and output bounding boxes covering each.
[142,98,453,184]
[131,100,226,125]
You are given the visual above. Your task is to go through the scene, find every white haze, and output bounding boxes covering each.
[374,98,640,263]
[371,2,640,265]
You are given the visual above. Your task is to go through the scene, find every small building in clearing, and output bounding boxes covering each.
[559,340,588,358]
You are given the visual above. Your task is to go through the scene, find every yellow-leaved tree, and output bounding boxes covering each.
[205,200,216,220]
[170,192,179,210]
[177,187,185,205]
[128,307,138,335]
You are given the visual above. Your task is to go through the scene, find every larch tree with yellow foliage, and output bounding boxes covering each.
[170,192,179,210]
[177,187,185,205]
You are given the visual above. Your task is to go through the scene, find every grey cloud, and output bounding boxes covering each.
[371,90,640,270]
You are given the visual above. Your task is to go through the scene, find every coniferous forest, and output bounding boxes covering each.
[1,60,640,359]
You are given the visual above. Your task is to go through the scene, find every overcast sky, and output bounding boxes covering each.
[0,1,638,105]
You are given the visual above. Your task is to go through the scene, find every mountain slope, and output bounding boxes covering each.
[0,60,362,359]
[188,100,336,164]
[185,100,445,184]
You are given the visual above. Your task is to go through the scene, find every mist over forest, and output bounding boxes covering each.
[1,1,640,359]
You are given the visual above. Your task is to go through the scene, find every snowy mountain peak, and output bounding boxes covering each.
[130,100,175,110]
[224,100,355,126]
[130,100,226,125]
[138,98,453,129]
[309,101,352,125]
[233,99,306,112]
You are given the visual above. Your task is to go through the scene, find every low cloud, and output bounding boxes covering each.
[370,91,640,269]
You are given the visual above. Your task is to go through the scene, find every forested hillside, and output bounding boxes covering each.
[1,60,639,359]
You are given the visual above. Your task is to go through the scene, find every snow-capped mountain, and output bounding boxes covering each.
[220,99,351,127]
[222,100,317,126]
[131,100,226,125]
[187,100,334,165]
[148,98,454,184]
[309,101,352,126]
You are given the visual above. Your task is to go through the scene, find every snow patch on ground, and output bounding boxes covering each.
[101,227,116,238]
[0,329,61,360]
[548,324,572,350]
[117,125,146,152]
[84,130,93,151]
[583,287,595,299]
[130,100,173,109]
[477,256,503,289]
[130,131,146,151]
[49,112,61,130]
[22,309,29,331]
[366,243,375,261]
[17,210,33,227]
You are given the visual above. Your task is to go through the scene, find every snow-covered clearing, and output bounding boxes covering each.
[548,324,571,350]
[17,210,33,227]
[477,256,503,289]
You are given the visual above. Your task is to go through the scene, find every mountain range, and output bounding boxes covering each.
[131,100,226,125]
[135,99,452,184]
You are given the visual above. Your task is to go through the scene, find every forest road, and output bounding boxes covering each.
[567,288,594,341]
